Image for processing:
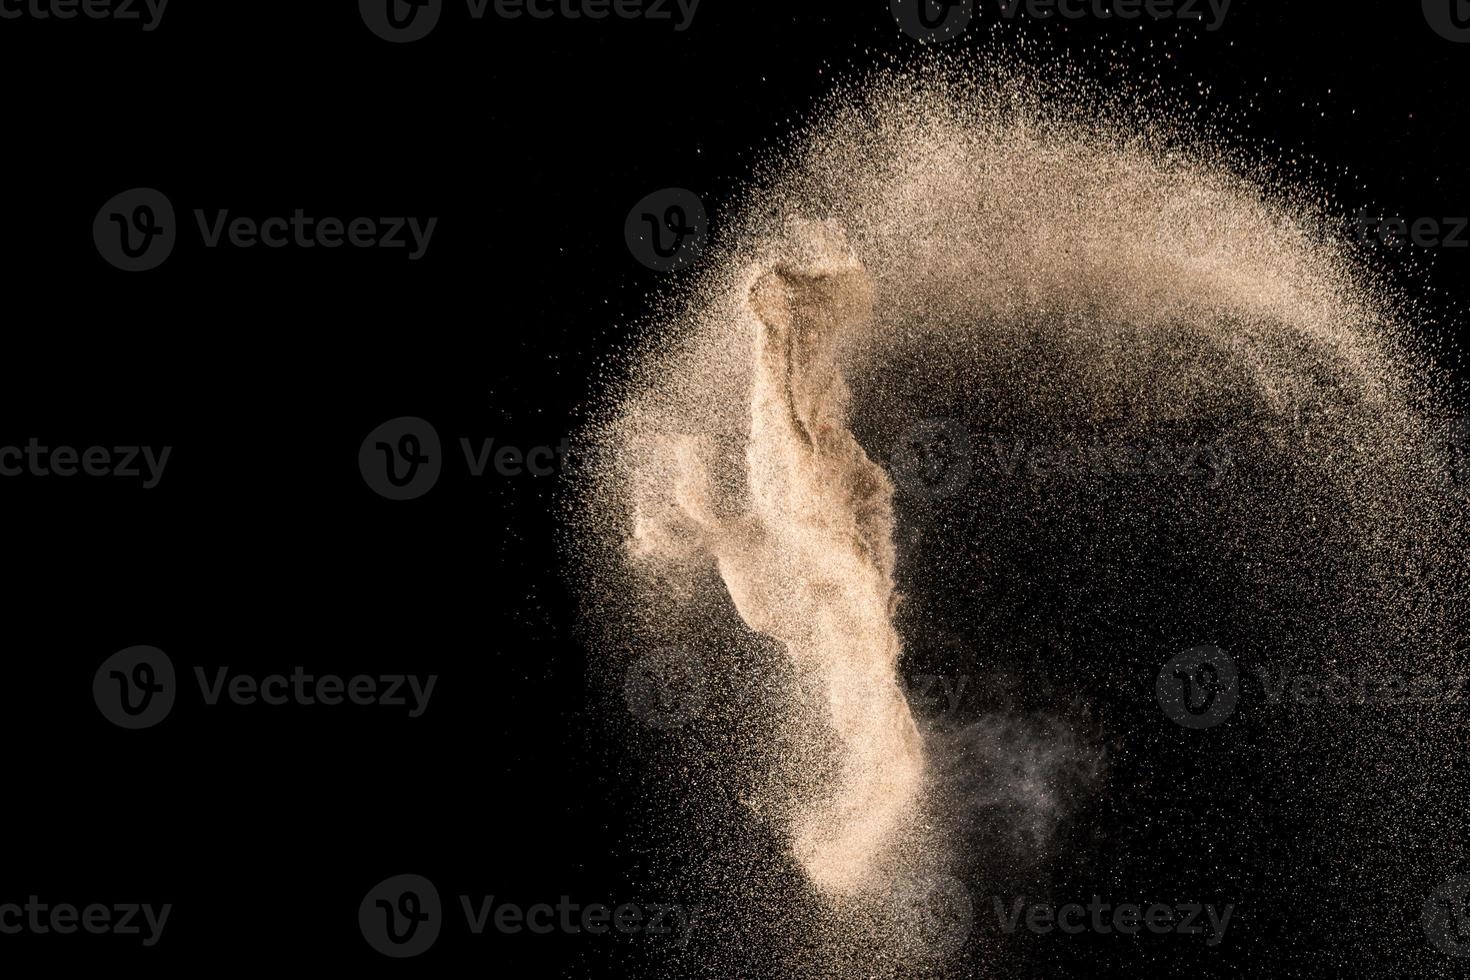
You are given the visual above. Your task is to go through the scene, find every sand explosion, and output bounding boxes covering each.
[570,56,1469,978]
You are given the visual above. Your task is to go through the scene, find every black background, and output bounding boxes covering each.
[3,1,1469,975]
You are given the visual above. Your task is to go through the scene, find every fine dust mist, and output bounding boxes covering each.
[567,53,1469,979]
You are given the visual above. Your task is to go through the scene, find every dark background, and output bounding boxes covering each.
[2,1,1469,975]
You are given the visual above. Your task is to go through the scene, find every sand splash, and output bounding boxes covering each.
[629,223,927,896]
[569,55,1468,978]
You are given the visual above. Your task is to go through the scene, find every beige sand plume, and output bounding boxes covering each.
[630,222,926,897]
